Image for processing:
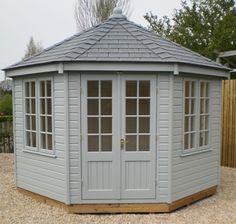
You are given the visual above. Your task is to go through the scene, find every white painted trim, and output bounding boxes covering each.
[5,62,229,78]
[64,72,70,205]
[12,80,17,186]
[180,148,213,157]
[58,63,64,74]
[22,149,57,158]
[174,63,179,75]
[168,74,173,203]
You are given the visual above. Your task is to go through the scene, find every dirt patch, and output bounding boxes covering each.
[1,154,236,224]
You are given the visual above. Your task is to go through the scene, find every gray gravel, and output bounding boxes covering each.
[1,153,236,224]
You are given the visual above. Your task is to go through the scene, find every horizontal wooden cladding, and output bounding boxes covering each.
[221,80,236,168]
[17,186,217,214]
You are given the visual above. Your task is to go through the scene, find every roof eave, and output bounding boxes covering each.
[4,61,229,79]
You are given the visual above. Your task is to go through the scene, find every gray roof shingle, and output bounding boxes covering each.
[5,13,227,70]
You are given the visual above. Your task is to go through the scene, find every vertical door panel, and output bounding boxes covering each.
[81,75,120,199]
[121,76,156,199]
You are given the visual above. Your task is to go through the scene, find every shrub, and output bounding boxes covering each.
[0,94,12,115]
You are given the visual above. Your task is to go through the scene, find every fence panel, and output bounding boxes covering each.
[221,80,236,168]
[0,117,14,153]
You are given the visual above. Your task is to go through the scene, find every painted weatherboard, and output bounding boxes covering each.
[14,74,67,203]
[157,74,171,202]
[172,76,221,201]
[68,72,81,203]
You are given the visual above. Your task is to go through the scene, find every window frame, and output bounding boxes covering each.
[183,78,211,154]
[23,78,54,155]
[23,79,38,152]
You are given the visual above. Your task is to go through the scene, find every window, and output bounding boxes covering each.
[183,80,210,151]
[24,79,53,153]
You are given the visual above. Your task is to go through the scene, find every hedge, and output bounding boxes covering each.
[0,115,13,123]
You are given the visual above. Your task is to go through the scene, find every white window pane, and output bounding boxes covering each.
[31,82,35,97]
[88,117,99,134]
[32,132,36,147]
[25,82,30,97]
[88,81,99,97]
[101,135,112,152]
[191,82,195,97]
[200,115,204,130]
[206,83,209,97]
[101,81,112,97]
[199,132,204,147]
[185,99,190,114]
[46,80,52,97]
[139,135,149,151]
[190,133,195,149]
[101,99,112,115]
[184,134,189,150]
[139,81,150,97]
[126,99,137,115]
[88,99,99,115]
[126,81,137,97]
[126,135,137,151]
[40,99,46,114]
[139,117,150,133]
[41,133,46,149]
[185,116,189,132]
[185,81,190,97]
[47,117,52,133]
[41,117,46,132]
[47,99,52,115]
[88,136,99,152]
[191,116,195,131]
[40,81,45,97]
[47,134,53,150]
[31,116,36,131]
[31,99,36,114]
[139,99,150,115]
[101,117,112,133]
[126,117,137,133]
[191,99,195,114]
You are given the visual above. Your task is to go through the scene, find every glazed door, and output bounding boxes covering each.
[81,75,120,199]
[81,75,156,200]
[120,76,156,199]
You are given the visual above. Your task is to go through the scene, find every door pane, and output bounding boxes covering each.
[126,135,136,151]
[88,136,99,152]
[88,99,99,115]
[88,117,99,133]
[139,135,149,151]
[101,117,112,133]
[139,99,150,115]
[126,99,137,115]
[101,81,112,97]
[139,117,150,133]
[101,136,112,152]
[126,81,137,97]
[139,81,150,97]
[126,117,137,133]
[88,81,99,97]
[101,99,112,115]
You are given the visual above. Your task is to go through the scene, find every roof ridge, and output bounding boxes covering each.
[117,21,164,60]
[73,20,117,60]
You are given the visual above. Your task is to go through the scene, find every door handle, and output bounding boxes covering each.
[120,139,128,150]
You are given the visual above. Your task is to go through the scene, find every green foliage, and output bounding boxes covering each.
[0,94,13,115]
[144,0,236,60]
[23,36,43,59]
[0,115,13,122]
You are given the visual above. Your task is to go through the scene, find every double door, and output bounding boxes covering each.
[81,74,156,200]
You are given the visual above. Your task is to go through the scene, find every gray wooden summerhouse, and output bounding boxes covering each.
[4,9,229,213]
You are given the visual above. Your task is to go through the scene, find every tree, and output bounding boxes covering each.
[23,37,43,59]
[144,0,236,60]
[0,94,12,115]
[75,0,131,31]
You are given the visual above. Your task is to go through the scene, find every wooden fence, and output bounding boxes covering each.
[0,116,13,153]
[221,80,236,168]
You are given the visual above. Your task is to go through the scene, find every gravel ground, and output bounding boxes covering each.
[1,154,236,224]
